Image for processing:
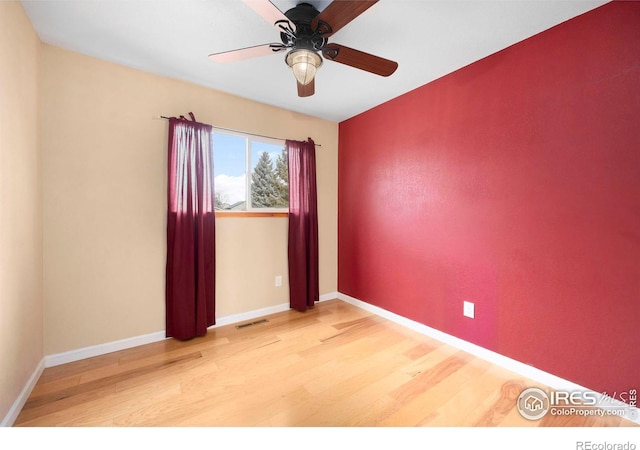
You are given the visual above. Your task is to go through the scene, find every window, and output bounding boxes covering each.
[213,129,288,212]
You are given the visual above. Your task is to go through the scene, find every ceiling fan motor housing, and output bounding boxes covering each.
[281,3,328,51]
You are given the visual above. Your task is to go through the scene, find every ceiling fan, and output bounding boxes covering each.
[209,0,398,97]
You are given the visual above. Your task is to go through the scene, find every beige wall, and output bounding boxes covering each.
[0,2,43,421]
[41,45,338,355]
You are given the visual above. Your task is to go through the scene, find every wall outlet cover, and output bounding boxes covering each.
[463,301,475,319]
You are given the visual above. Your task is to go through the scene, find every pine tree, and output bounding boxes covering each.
[251,151,278,207]
[273,147,289,208]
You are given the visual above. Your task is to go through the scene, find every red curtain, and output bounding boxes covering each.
[166,114,215,340]
[286,138,319,312]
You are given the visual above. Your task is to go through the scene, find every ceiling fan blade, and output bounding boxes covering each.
[297,79,315,97]
[322,44,398,77]
[242,0,288,28]
[312,1,378,37]
[209,43,282,63]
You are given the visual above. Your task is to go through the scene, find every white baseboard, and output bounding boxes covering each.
[44,330,168,368]
[211,293,336,327]
[319,291,339,302]
[337,292,640,425]
[210,302,290,328]
[1,358,45,427]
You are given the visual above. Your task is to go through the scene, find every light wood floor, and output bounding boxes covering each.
[14,299,638,427]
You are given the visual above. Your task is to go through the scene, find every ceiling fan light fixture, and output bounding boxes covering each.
[285,49,323,85]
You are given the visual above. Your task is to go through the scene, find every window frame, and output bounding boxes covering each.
[212,128,289,216]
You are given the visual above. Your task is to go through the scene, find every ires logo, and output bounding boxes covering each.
[517,388,636,421]
[517,388,551,420]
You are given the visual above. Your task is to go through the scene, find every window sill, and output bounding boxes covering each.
[215,211,288,218]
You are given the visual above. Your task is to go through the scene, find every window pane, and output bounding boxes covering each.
[212,130,287,212]
[213,133,247,211]
[250,141,288,209]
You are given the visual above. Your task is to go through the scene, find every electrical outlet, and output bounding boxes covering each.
[275,276,282,287]
[463,301,475,319]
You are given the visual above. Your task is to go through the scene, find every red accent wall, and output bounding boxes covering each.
[338,1,640,396]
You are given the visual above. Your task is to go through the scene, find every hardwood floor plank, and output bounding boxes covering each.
[293,354,414,426]
[378,354,493,426]
[29,374,81,397]
[421,365,520,426]
[473,379,528,426]
[390,351,474,405]
[342,394,403,427]
[403,342,441,360]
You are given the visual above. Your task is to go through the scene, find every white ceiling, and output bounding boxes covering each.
[21,0,609,122]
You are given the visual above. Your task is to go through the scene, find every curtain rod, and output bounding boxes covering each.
[160,116,321,147]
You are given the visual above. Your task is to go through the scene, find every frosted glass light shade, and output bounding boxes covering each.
[285,49,323,85]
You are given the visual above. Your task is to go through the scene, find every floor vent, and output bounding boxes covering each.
[235,319,269,329]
